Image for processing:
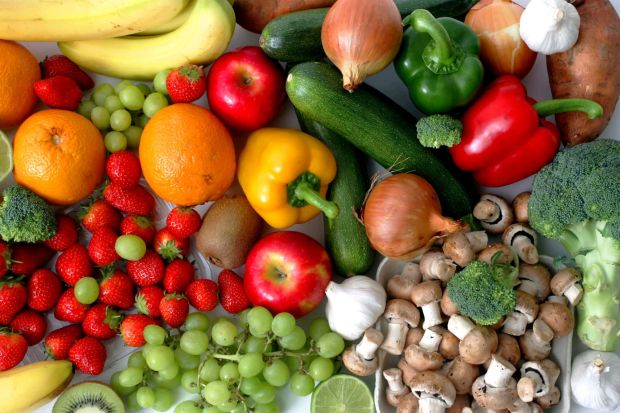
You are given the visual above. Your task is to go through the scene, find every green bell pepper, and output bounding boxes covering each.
[394,9,484,114]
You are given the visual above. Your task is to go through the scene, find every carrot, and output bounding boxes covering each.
[546,0,620,146]
[234,0,337,33]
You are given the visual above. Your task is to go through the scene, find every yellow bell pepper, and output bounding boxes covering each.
[238,127,338,229]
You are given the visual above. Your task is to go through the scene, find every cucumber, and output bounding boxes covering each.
[286,62,475,218]
[295,110,375,277]
[260,0,478,62]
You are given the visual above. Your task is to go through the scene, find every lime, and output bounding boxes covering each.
[0,130,13,183]
[311,375,375,413]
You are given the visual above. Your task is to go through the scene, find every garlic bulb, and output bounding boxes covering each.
[519,0,580,55]
[571,350,620,411]
[325,276,387,341]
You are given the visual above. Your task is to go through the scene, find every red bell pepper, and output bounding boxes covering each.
[449,76,603,187]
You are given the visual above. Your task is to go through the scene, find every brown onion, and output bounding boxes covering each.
[321,0,402,91]
[361,174,466,260]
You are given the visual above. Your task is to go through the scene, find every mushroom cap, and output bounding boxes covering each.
[518,359,560,401]
[396,392,420,413]
[406,327,424,348]
[484,334,521,369]
[460,326,498,365]
[411,280,442,306]
[443,231,476,268]
[550,268,582,296]
[342,345,379,376]
[474,195,514,234]
[446,394,471,413]
[478,244,515,265]
[512,192,531,224]
[515,290,539,322]
[502,224,538,247]
[535,387,560,409]
[472,375,518,411]
[384,298,421,327]
[446,356,480,395]
[409,371,457,407]
[441,288,460,317]
[439,331,460,360]
[538,301,574,337]
[398,357,419,386]
[387,274,418,300]
[519,320,553,361]
[404,343,445,371]
[518,264,551,302]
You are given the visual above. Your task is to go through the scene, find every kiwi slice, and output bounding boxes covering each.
[53,381,125,413]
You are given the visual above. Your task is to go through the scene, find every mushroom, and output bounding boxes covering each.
[473,195,514,234]
[409,371,457,413]
[509,398,543,413]
[484,354,516,389]
[472,375,518,411]
[405,327,445,371]
[502,224,539,264]
[442,231,488,267]
[478,244,515,265]
[519,319,554,361]
[384,368,410,407]
[439,330,460,360]
[534,386,560,409]
[502,291,539,337]
[517,264,551,302]
[406,326,424,348]
[387,262,423,300]
[517,359,560,402]
[420,251,457,283]
[446,394,471,413]
[537,300,574,337]
[484,334,521,369]
[397,392,420,413]
[447,314,498,365]
[342,328,383,376]
[380,299,420,355]
[411,281,444,329]
[550,268,583,306]
[398,357,419,386]
[440,288,459,317]
[471,401,509,413]
[443,356,480,394]
[512,192,530,224]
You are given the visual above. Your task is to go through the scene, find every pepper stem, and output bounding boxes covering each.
[533,98,603,119]
[294,181,339,219]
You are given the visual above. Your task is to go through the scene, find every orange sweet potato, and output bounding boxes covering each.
[234,0,337,33]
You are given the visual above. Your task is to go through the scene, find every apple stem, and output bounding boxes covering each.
[293,181,339,219]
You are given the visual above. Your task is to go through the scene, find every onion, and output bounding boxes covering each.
[361,174,466,260]
[465,0,537,78]
[321,0,402,91]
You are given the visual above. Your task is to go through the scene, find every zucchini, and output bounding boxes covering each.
[260,0,478,62]
[295,110,375,277]
[286,62,475,218]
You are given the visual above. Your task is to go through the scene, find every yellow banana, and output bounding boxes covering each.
[0,360,74,413]
[137,0,234,35]
[0,0,190,41]
[59,0,236,80]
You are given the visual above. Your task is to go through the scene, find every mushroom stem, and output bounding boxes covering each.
[421,251,457,282]
[519,320,553,361]
[381,321,409,355]
[473,200,500,222]
[518,280,539,298]
[502,312,529,336]
[448,315,475,340]
[422,302,444,329]
[517,375,543,403]
[419,397,449,413]
[466,231,488,252]
[357,328,383,360]
[563,283,583,305]
[512,236,539,264]
[419,328,443,352]
[485,355,516,388]
[384,368,407,393]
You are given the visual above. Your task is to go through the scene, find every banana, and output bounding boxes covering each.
[0,0,190,41]
[136,0,196,36]
[0,360,74,413]
[59,0,236,80]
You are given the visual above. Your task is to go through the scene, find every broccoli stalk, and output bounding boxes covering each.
[415,114,463,149]
[0,185,56,243]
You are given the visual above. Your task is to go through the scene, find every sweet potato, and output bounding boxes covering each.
[546,0,620,146]
[234,0,337,33]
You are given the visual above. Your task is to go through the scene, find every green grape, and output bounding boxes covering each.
[238,353,265,378]
[181,369,200,393]
[136,386,155,408]
[308,357,334,381]
[119,85,145,111]
[278,326,306,351]
[153,387,175,412]
[78,100,96,118]
[135,83,151,96]
[252,383,277,404]
[136,113,150,128]
[309,318,331,342]
[175,348,201,370]
[103,95,124,113]
[180,330,209,355]
[241,336,267,354]
[284,356,301,373]
[199,357,221,382]
[90,106,110,130]
[93,83,115,106]
[290,372,314,396]
[104,131,127,152]
[153,69,171,94]
[217,400,238,412]
[262,359,289,387]
[118,367,143,387]
[150,370,181,390]
[128,350,147,369]
[114,80,133,94]
[110,371,136,396]
[271,312,296,337]
[230,405,247,413]
[239,309,251,327]
[74,277,99,304]
[126,390,140,410]
[143,92,168,117]
[316,332,345,358]
[110,109,132,131]
[159,363,179,380]
[143,324,167,345]
[115,234,146,261]
[240,376,263,395]
[124,125,142,148]
[203,407,225,413]
[145,345,175,371]
[254,402,280,413]
[143,343,156,357]
[219,362,240,382]
[211,319,238,346]
[175,400,202,413]
[247,307,273,337]
[184,312,210,331]
[202,381,231,406]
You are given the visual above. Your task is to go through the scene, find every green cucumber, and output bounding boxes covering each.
[295,110,375,277]
[286,62,475,218]
[260,0,478,62]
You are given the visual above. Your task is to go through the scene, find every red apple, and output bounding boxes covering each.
[244,231,332,318]
[206,46,286,131]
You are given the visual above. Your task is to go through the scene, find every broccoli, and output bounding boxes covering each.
[415,114,463,149]
[447,260,517,326]
[0,185,56,243]
[529,139,620,351]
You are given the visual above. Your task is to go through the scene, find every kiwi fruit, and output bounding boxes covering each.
[53,381,125,413]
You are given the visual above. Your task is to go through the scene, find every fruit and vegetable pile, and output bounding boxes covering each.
[0,0,618,413]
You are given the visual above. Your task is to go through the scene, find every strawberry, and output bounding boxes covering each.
[87,226,120,267]
[44,324,83,360]
[166,207,202,239]
[33,75,82,110]
[27,269,63,312]
[41,55,94,90]
[54,288,89,323]
[10,309,47,345]
[10,243,55,275]
[218,269,250,314]
[0,241,10,278]
[106,150,142,189]
[154,228,189,261]
[127,249,164,287]
[120,314,159,347]
[159,294,189,328]
[120,215,156,245]
[80,199,122,233]
[56,244,93,286]
[166,65,206,103]
[0,330,27,371]
[0,281,27,325]
[163,259,195,294]
[69,336,107,375]
[135,285,164,318]
[104,183,155,216]
[99,269,134,310]
[44,214,79,251]
[185,279,218,312]
[82,304,120,340]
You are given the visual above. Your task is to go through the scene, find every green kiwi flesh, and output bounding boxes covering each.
[52,381,125,413]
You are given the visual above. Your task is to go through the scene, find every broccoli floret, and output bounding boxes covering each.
[529,139,620,351]
[0,185,56,243]
[447,260,517,326]
[416,114,463,148]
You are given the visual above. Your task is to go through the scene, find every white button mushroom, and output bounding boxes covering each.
[502,291,539,337]
[380,299,421,355]
[484,334,521,370]
[485,354,517,388]
[409,371,457,413]
[440,288,460,318]
[472,374,518,411]
[411,281,444,329]
[519,319,554,361]
[537,300,574,337]
[512,192,531,224]
[384,368,411,407]
[447,314,498,365]
[473,195,514,234]
[397,392,420,413]
[535,386,561,409]
[550,268,583,306]
[405,327,445,371]
[420,250,457,283]
[517,264,551,303]
[342,328,384,376]
[439,330,460,361]
[398,357,419,386]
[387,262,422,300]
[442,231,488,268]
[502,224,539,264]
[443,355,480,395]
[478,243,515,265]
[517,359,560,402]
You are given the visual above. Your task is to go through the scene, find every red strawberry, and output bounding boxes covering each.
[0,241,10,278]
[99,269,134,309]
[120,314,159,347]
[82,304,120,340]
[44,324,83,360]
[166,207,201,239]
[154,228,189,261]
[0,281,27,325]
[41,55,94,90]
[159,294,189,328]
[0,330,27,371]
[104,183,155,216]
[106,150,142,189]
[44,214,79,251]
[10,243,55,275]
[166,65,206,103]
[163,259,195,294]
[33,76,82,110]
[54,288,89,323]
[56,244,93,286]
[127,249,164,287]
[27,269,63,312]
[10,309,47,345]
[88,227,120,267]
[185,279,218,312]
[218,269,251,314]
[120,215,156,245]
[80,199,122,233]
[135,285,164,318]
[69,336,107,375]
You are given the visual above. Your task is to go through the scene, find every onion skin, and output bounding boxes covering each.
[465,0,537,78]
[321,0,403,91]
[362,174,466,260]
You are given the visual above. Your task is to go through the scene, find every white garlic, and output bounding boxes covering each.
[325,276,387,341]
[571,350,620,411]
[519,0,580,55]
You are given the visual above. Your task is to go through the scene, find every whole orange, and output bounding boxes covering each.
[139,103,236,206]
[13,110,106,205]
[0,41,40,129]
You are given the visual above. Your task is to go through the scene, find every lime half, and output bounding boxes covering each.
[311,375,375,413]
[0,130,13,183]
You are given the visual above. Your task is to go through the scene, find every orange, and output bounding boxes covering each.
[0,40,40,129]
[140,103,236,206]
[13,110,106,205]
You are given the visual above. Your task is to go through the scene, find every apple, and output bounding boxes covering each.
[206,46,286,131]
[244,231,332,318]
